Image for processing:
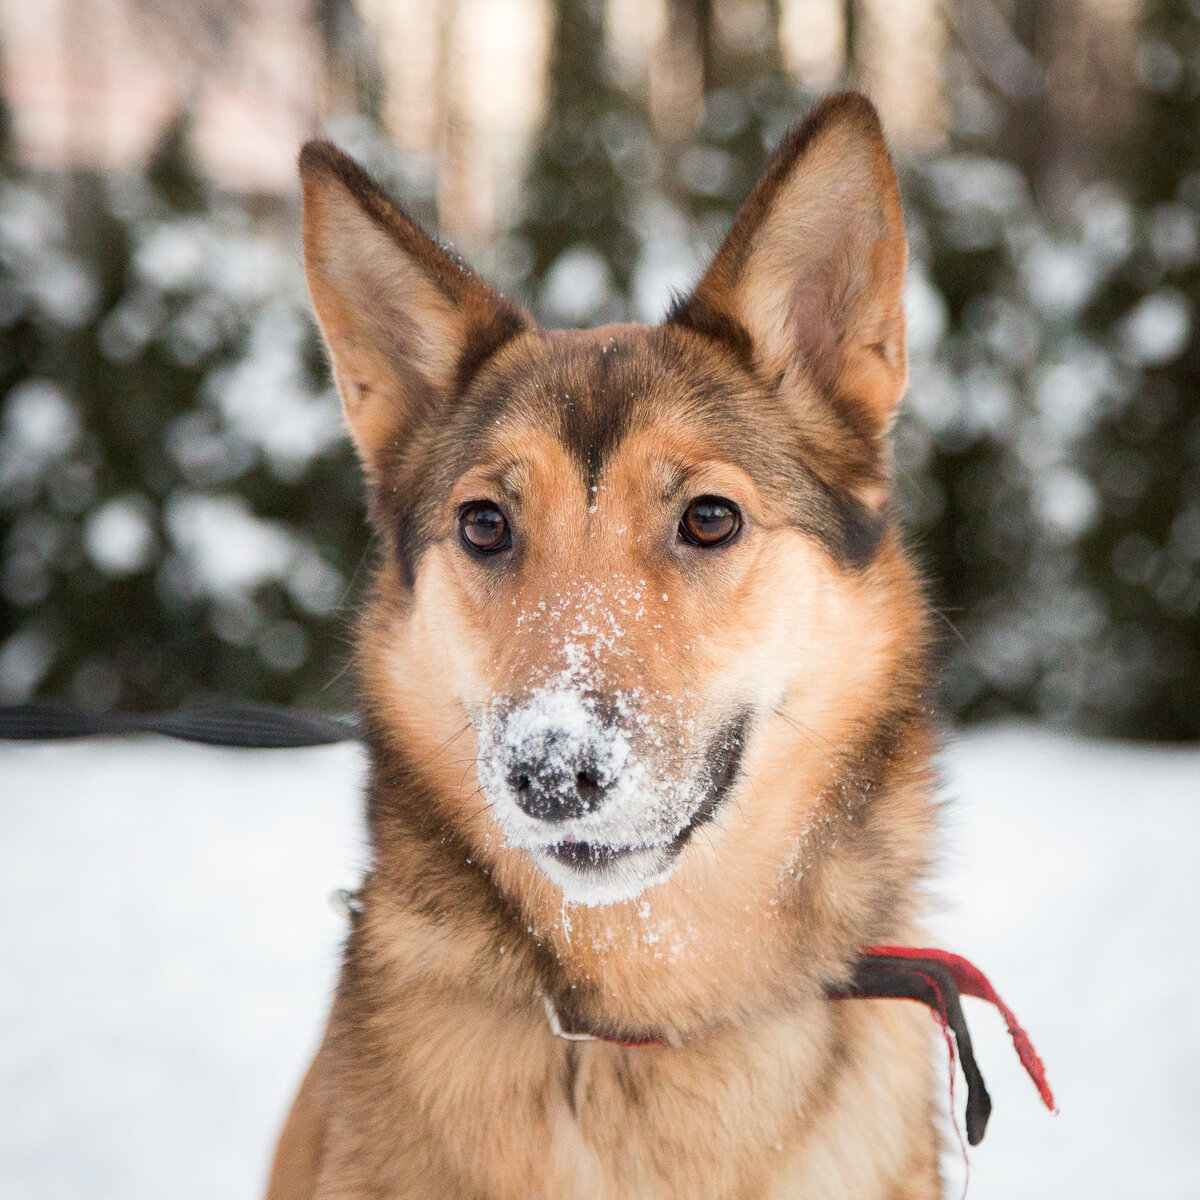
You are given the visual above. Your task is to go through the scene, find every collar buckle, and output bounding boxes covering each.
[541,993,603,1042]
[540,993,678,1048]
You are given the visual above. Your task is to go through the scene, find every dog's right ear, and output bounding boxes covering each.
[299,141,530,474]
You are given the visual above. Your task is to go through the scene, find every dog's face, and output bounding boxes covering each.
[301,95,915,912]
[440,335,762,906]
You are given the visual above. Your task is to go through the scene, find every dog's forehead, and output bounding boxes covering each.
[458,324,755,486]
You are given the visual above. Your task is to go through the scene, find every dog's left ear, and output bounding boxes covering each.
[671,92,907,439]
[299,141,530,475]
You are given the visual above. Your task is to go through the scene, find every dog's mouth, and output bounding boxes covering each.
[544,839,630,870]
[535,711,751,901]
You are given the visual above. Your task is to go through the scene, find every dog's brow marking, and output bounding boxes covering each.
[660,465,688,504]
[496,463,526,501]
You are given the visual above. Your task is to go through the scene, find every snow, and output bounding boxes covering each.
[204,305,345,479]
[0,380,80,497]
[539,246,613,325]
[164,494,298,598]
[1,724,1198,1198]
[0,741,366,1200]
[0,628,55,701]
[161,493,344,613]
[83,496,157,577]
[1117,287,1193,366]
[931,727,1200,1198]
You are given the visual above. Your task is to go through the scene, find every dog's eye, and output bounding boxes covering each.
[459,502,511,554]
[679,496,741,547]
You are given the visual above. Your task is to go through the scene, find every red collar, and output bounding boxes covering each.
[543,945,1055,1146]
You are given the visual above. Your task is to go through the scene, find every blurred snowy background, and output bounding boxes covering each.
[0,0,1198,1197]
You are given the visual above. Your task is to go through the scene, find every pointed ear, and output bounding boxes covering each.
[299,141,530,473]
[670,93,907,439]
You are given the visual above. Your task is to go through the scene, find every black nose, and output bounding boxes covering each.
[508,753,609,821]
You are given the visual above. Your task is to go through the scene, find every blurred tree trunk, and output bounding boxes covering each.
[665,0,798,221]
[947,0,1134,215]
[315,0,386,121]
[843,0,859,76]
[695,0,715,93]
[513,0,645,321]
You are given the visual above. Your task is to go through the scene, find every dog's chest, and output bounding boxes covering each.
[329,982,940,1200]
[346,1001,844,1200]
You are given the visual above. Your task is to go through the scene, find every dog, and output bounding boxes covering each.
[268,91,945,1199]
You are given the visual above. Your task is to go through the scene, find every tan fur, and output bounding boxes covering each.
[266,1035,329,1200]
[270,94,945,1199]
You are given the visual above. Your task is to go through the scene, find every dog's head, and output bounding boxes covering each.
[301,94,924,916]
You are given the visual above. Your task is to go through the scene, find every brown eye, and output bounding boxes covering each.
[679,496,741,547]
[459,502,511,554]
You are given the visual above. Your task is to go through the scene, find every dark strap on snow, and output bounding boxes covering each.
[0,701,359,748]
[832,946,1055,1146]
[833,951,992,1144]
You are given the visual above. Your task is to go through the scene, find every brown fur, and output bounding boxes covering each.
[271,93,944,1199]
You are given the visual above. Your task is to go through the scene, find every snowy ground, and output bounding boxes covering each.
[1,725,1197,1199]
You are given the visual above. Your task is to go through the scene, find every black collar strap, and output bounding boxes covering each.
[833,949,994,1142]
[839,944,1056,1145]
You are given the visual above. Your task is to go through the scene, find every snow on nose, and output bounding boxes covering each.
[499,689,630,822]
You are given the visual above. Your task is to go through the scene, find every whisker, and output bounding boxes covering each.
[460,797,496,829]
[768,709,875,798]
[457,757,484,792]
[773,706,833,752]
[415,722,472,771]
[931,606,970,650]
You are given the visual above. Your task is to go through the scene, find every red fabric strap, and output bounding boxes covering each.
[861,944,1056,1112]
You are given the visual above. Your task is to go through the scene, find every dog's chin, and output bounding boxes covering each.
[529,841,680,907]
